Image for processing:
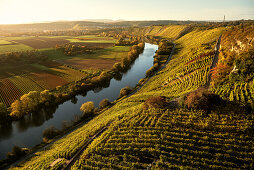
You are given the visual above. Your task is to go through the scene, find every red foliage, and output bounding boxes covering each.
[211,62,231,80]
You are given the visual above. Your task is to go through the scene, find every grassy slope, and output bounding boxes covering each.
[12,26,253,170]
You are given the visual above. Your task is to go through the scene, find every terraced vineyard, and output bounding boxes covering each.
[73,109,253,169]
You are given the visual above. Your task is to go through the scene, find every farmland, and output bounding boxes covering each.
[0,64,90,107]
[0,34,127,107]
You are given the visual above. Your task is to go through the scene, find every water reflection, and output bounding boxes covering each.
[0,124,13,140]
[71,97,78,104]
[14,106,58,132]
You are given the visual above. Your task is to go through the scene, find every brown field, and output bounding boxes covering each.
[60,58,119,70]
[29,72,69,89]
[15,37,69,49]
[40,61,62,68]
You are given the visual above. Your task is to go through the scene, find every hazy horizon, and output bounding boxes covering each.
[0,0,254,25]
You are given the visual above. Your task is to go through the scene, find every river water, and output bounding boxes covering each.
[0,43,158,160]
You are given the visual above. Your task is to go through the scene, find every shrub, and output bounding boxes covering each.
[185,88,222,115]
[7,146,27,159]
[99,99,111,109]
[113,62,122,72]
[43,126,59,140]
[119,86,132,98]
[80,101,95,117]
[143,96,167,110]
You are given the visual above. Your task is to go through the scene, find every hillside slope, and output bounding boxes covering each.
[11,26,254,169]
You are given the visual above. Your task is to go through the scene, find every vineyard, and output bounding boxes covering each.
[73,108,253,169]
[9,25,254,170]
[210,25,254,105]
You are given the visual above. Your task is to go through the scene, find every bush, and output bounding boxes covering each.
[119,86,132,98]
[43,126,59,140]
[99,99,111,109]
[185,88,222,115]
[80,101,95,117]
[113,62,122,72]
[143,96,167,110]
[7,146,27,159]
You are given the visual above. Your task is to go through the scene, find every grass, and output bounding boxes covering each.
[0,36,34,41]
[0,44,33,54]
[40,46,129,61]
[30,64,51,71]
[0,40,12,45]
[66,38,116,43]
[74,46,129,59]
[39,48,69,60]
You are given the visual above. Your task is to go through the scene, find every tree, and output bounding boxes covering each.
[99,99,111,109]
[119,86,132,98]
[80,101,95,117]
[113,62,122,72]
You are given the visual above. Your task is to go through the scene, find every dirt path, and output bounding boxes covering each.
[205,35,222,88]
[63,126,108,170]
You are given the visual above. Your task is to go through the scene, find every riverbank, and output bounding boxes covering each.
[0,43,158,168]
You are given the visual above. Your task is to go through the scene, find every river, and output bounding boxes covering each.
[0,43,158,160]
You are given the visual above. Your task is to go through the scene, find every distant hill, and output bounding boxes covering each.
[0,20,209,32]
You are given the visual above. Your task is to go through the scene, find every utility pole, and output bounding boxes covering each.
[223,15,225,22]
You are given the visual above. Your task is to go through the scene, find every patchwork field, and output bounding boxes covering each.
[58,58,119,70]
[52,46,129,69]
[0,35,130,107]
[0,64,89,107]
[0,35,116,54]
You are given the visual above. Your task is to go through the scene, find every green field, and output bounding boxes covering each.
[0,44,33,54]
[74,46,130,59]
[0,40,12,45]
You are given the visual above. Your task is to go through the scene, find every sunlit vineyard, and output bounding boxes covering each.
[210,25,254,106]
[11,26,248,170]
[211,80,254,104]
[137,25,190,40]
[73,108,253,169]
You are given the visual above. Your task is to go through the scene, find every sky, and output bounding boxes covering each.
[0,0,254,24]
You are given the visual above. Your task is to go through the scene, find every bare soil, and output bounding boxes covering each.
[59,58,119,70]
